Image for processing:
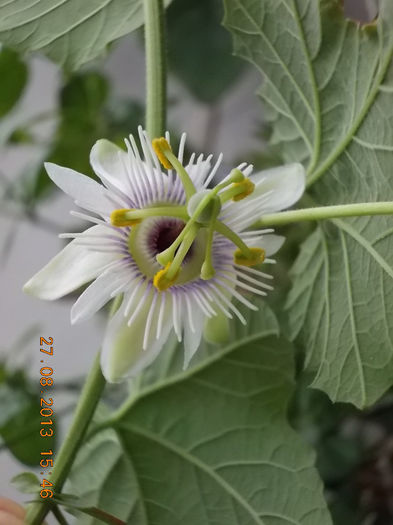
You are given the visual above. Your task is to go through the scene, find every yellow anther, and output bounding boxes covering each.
[232,179,255,201]
[153,262,180,291]
[234,247,265,267]
[152,137,173,169]
[110,209,142,227]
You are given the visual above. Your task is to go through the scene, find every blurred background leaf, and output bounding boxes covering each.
[0,363,56,466]
[167,0,245,103]
[0,47,28,118]
[17,71,144,207]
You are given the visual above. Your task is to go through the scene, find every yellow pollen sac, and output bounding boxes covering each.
[152,137,173,169]
[232,179,255,201]
[153,263,180,291]
[234,247,265,267]
[110,209,142,227]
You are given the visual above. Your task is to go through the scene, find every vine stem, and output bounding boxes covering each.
[144,0,166,138]
[25,353,106,525]
[257,202,393,228]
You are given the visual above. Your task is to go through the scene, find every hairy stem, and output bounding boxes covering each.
[25,353,106,525]
[144,0,166,138]
[257,202,393,228]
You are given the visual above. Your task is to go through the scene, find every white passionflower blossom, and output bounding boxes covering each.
[24,127,305,382]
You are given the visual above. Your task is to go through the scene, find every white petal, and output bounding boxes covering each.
[23,226,119,300]
[250,163,306,213]
[101,289,173,382]
[71,264,132,324]
[244,233,285,256]
[183,301,205,369]
[44,162,113,216]
[90,139,132,196]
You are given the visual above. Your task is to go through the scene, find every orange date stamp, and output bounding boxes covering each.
[39,336,55,499]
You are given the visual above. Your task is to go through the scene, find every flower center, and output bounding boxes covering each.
[110,137,265,291]
[128,217,205,285]
[149,219,186,256]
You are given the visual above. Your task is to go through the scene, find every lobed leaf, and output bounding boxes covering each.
[67,305,331,524]
[223,0,393,407]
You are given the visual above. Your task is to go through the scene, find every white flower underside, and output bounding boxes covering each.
[23,127,305,382]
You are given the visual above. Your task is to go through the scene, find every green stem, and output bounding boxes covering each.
[144,0,166,138]
[25,353,106,525]
[257,202,393,228]
[51,505,70,525]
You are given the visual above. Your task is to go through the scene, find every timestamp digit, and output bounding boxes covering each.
[40,408,53,417]
[40,377,53,387]
[40,428,54,438]
[40,458,53,468]
[40,346,53,355]
[40,337,53,346]
[40,479,53,489]
[40,397,53,407]
[40,489,53,499]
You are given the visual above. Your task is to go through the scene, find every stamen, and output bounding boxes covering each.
[234,247,265,267]
[153,136,196,200]
[111,206,188,228]
[110,209,142,227]
[152,137,173,170]
[214,221,252,257]
[232,179,255,201]
[153,262,180,291]
[219,178,255,204]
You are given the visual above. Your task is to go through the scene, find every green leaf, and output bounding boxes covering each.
[167,0,244,102]
[65,429,145,524]
[66,304,330,523]
[0,0,170,71]
[51,493,127,525]
[11,472,40,494]
[0,47,27,117]
[132,298,279,393]
[223,0,393,407]
[112,333,331,524]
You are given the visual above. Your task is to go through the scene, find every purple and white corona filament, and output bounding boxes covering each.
[24,127,305,382]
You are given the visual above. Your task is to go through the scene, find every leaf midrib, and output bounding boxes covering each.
[333,218,393,280]
[307,38,393,186]
[339,231,366,406]
[113,330,279,421]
